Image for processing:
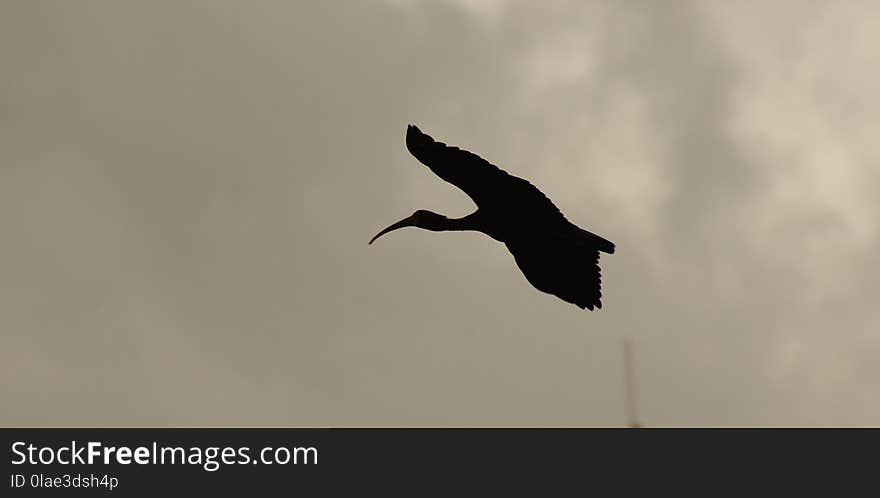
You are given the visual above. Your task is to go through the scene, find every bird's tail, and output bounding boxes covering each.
[578,228,615,254]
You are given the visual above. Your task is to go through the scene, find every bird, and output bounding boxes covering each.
[370,125,615,310]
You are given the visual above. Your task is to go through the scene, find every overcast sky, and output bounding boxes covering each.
[2,0,878,426]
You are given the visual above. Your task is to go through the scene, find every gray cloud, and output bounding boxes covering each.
[1,0,877,426]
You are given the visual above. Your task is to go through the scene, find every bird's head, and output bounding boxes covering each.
[369,210,447,245]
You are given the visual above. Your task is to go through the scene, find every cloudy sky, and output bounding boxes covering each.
[2,0,878,426]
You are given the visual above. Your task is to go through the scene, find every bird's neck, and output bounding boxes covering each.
[438,212,487,234]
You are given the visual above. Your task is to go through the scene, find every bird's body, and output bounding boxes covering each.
[370,125,615,310]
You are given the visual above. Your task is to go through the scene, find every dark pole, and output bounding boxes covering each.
[623,338,641,428]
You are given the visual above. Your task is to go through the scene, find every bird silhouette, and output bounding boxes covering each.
[370,125,615,310]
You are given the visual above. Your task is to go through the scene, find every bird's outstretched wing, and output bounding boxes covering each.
[406,124,566,224]
[406,124,615,254]
[507,240,605,310]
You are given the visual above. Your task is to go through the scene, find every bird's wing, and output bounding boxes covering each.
[405,124,566,223]
[507,240,605,311]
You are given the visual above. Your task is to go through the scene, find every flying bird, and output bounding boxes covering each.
[370,125,615,310]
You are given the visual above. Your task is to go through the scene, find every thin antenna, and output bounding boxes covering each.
[623,338,641,428]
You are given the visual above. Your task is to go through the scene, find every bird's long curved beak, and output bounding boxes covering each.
[369,215,417,245]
